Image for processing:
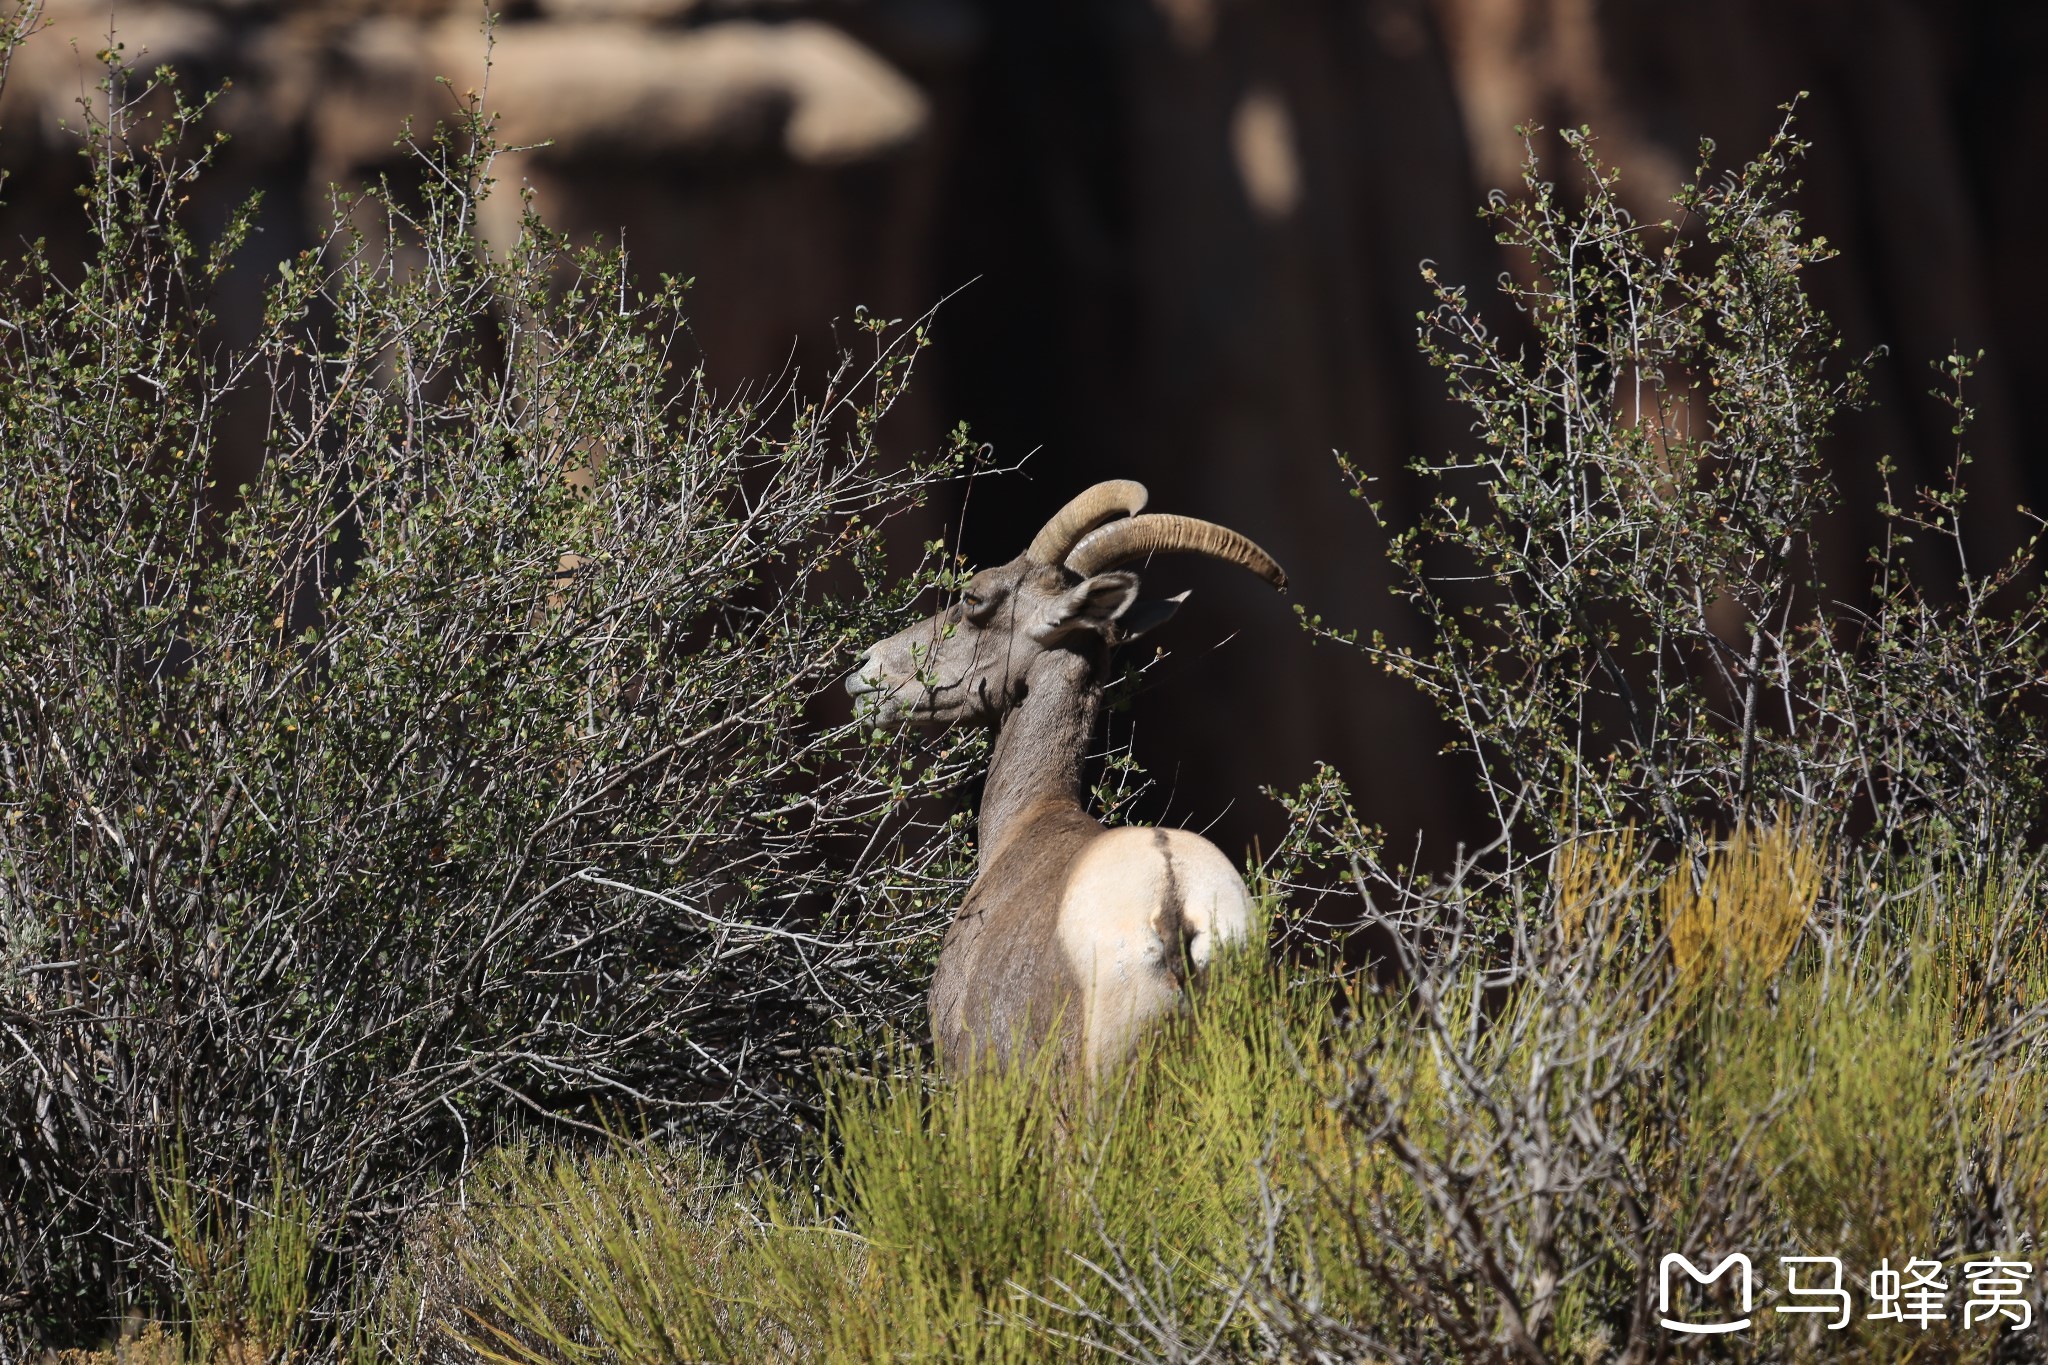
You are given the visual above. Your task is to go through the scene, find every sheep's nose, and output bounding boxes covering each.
[845,646,878,697]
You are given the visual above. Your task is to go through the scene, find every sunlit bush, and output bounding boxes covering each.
[0,46,973,1350]
[1288,101,2048,892]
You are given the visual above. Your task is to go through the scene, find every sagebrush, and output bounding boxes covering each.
[0,44,974,1348]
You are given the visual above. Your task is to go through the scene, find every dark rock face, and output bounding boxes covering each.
[6,0,2036,859]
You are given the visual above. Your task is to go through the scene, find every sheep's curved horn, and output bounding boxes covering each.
[1025,480,1149,565]
[1065,513,1288,590]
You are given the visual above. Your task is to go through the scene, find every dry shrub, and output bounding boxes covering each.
[38,1321,181,1365]
[0,41,973,1353]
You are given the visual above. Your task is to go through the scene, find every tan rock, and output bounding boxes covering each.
[317,15,925,170]
[0,3,226,139]
[532,0,810,18]
[533,0,706,20]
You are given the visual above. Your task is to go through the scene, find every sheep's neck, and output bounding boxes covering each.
[977,646,1102,870]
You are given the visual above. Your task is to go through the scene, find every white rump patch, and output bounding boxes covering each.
[1056,827,1253,1075]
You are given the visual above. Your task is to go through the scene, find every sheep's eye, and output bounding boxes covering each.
[962,592,986,611]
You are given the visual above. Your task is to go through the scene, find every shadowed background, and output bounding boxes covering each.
[6,0,2037,863]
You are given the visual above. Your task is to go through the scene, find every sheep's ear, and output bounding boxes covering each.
[1115,590,1188,642]
[1032,572,1140,642]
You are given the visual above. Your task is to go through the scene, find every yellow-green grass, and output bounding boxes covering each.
[369,830,2048,1363]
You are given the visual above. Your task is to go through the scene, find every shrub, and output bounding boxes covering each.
[1295,101,2048,886]
[1242,827,2048,1362]
[1243,104,2048,1361]
[0,47,974,1348]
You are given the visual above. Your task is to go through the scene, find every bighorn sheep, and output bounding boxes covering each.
[848,482,1287,1075]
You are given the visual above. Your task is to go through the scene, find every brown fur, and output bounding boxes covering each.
[847,493,1281,1073]
[930,801,1105,1069]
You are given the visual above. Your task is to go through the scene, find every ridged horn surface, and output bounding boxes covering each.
[1024,480,1149,565]
[1065,513,1288,590]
